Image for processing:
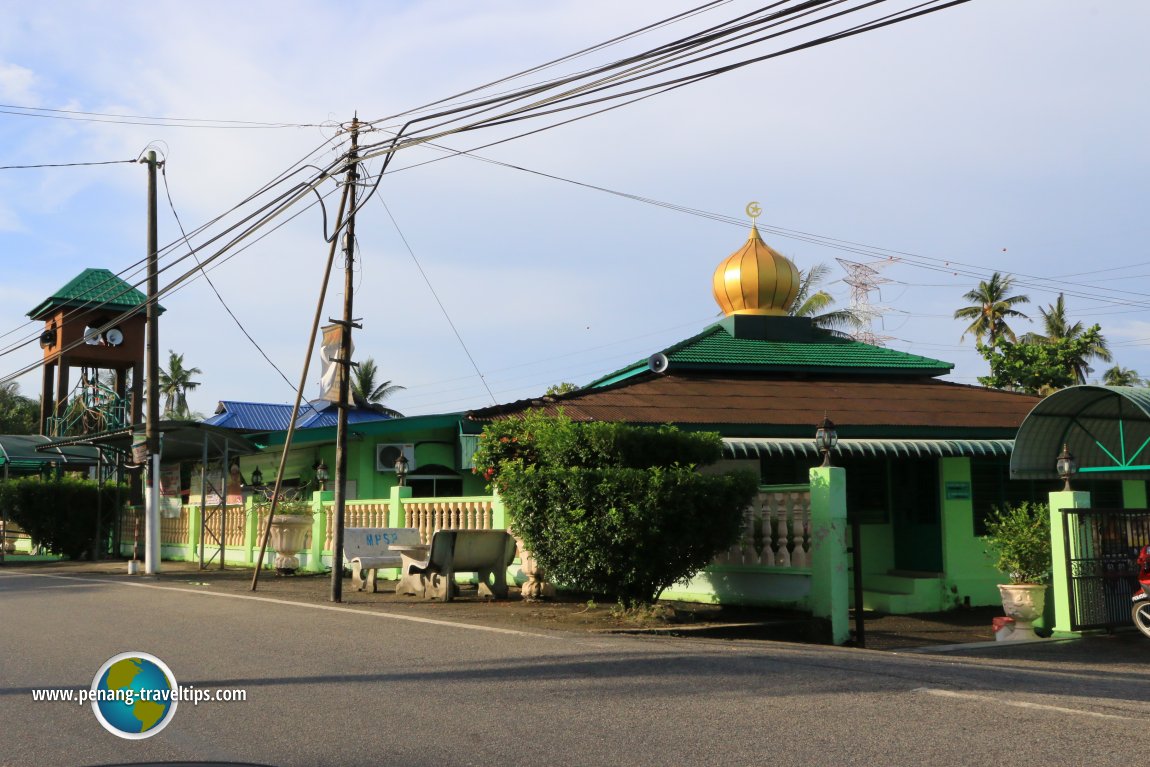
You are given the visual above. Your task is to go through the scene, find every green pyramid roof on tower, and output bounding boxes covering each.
[27,268,163,320]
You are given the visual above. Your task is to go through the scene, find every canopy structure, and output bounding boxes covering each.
[0,434,100,473]
[44,421,259,463]
[723,437,1014,460]
[1011,386,1150,480]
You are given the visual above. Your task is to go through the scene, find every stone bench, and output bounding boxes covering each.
[343,527,421,592]
[397,529,516,602]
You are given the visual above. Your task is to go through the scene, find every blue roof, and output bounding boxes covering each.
[203,400,394,431]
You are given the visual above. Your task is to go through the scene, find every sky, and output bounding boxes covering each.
[1,0,1148,420]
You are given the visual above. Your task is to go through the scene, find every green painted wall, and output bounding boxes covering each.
[1124,480,1147,508]
[938,457,999,608]
[858,523,893,575]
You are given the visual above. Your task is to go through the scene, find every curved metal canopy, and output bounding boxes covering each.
[0,434,99,471]
[1011,385,1150,480]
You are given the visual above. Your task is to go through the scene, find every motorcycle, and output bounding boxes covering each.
[1132,545,1150,638]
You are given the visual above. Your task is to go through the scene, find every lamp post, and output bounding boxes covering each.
[315,460,329,492]
[394,454,409,487]
[815,416,838,468]
[1056,443,1077,492]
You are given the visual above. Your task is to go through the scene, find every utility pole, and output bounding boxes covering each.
[330,118,360,603]
[143,150,161,575]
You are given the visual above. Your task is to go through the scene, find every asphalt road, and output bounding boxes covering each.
[2,568,1148,767]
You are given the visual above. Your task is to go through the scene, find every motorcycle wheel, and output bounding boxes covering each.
[1132,601,1150,639]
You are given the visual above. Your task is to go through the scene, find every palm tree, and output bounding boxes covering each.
[351,358,404,417]
[1021,294,1112,384]
[158,350,202,417]
[954,272,1030,346]
[1103,365,1142,387]
[789,263,863,336]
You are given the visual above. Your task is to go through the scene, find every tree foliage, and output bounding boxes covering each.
[350,358,404,417]
[1103,365,1142,387]
[474,410,758,605]
[1020,294,1111,384]
[0,381,38,434]
[976,326,1104,395]
[788,263,863,336]
[544,382,580,397]
[954,271,1030,345]
[0,476,125,559]
[158,350,202,418]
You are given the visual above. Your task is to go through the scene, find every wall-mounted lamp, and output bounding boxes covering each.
[1056,443,1077,492]
[815,415,838,468]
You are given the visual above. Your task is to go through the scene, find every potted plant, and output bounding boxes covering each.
[257,497,314,575]
[983,501,1051,640]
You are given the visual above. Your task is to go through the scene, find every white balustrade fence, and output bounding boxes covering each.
[716,487,811,569]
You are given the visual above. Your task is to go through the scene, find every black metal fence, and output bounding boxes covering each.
[1063,508,1150,631]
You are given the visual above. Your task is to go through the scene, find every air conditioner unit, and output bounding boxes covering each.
[375,443,416,472]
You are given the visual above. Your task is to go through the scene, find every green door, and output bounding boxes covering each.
[891,459,942,573]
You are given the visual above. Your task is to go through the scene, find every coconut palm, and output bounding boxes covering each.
[1103,365,1142,387]
[351,358,404,417]
[789,263,863,336]
[1021,294,1112,384]
[158,350,202,418]
[954,272,1030,346]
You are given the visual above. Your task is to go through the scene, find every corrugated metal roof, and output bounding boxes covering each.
[0,434,100,469]
[724,437,1014,460]
[1011,385,1150,479]
[27,268,163,320]
[590,323,952,387]
[470,374,1036,434]
[202,400,395,432]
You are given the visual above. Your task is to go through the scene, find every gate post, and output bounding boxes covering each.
[1048,489,1091,636]
[810,465,849,645]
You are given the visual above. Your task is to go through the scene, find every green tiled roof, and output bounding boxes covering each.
[28,268,161,319]
[591,323,953,387]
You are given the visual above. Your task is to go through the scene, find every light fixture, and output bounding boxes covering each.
[1056,443,1077,491]
[815,415,838,468]
[315,460,329,491]
[250,466,264,487]
[394,453,409,487]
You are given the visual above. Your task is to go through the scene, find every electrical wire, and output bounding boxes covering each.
[0,159,137,170]
[375,195,498,406]
[0,103,321,129]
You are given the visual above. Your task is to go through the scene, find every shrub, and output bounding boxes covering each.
[502,464,758,605]
[982,502,1051,584]
[0,476,125,559]
[475,410,758,605]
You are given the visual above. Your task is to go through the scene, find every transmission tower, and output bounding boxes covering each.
[836,258,894,347]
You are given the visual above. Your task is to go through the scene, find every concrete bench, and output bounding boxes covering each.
[344,527,421,592]
[397,529,517,602]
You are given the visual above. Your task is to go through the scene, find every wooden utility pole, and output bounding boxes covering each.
[144,150,161,575]
[330,118,360,603]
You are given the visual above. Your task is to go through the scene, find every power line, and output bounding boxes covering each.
[0,159,137,170]
[0,103,321,129]
[375,196,498,406]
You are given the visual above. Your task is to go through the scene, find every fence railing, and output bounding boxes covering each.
[715,485,811,570]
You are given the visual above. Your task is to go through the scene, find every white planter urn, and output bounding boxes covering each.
[515,537,555,601]
[269,515,312,574]
[997,584,1047,640]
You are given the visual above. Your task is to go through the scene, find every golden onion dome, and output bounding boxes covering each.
[711,223,800,316]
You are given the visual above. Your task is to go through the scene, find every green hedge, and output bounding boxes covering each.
[475,410,758,604]
[0,476,125,559]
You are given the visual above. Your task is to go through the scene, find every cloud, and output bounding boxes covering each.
[0,62,36,102]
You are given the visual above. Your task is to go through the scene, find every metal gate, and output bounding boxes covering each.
[1063,508,1150,631]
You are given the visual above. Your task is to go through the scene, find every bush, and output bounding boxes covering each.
[0,476,125,559]
[982,502,1051,584]
[475,410,758,604]
[503,464,758,605]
